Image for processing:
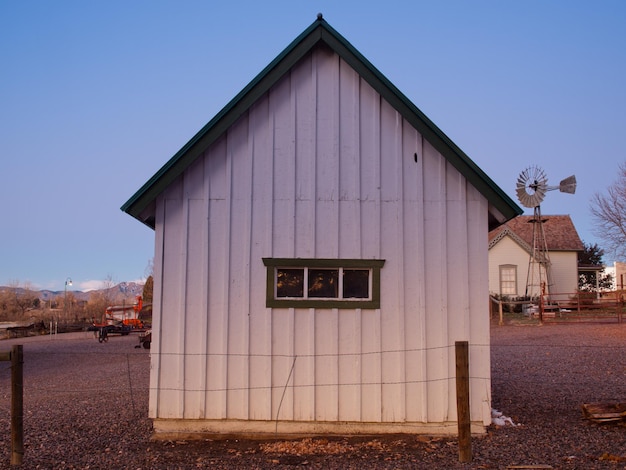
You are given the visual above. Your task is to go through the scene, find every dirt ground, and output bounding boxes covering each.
[0,321,624,469]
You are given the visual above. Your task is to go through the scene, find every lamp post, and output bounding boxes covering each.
[64,278,72,315]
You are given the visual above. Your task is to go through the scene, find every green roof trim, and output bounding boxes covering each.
[122,16,522,229]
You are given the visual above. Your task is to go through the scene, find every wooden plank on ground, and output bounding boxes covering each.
[581,403,626,424]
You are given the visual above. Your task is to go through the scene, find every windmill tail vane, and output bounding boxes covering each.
[556,175,576,194]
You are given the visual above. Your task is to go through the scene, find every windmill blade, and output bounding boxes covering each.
[516,166,548,208]
[516,166,575,208]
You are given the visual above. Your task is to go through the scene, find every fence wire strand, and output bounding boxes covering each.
[0,341,620,397]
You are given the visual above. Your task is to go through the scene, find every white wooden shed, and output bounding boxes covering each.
[122,16,521,438]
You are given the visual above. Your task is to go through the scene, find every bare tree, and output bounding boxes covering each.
[590,162,626,261]
[86,290,109,324]
[17,288,36,316]
[0,287,13,320]
[0,281,37,320]
[144,258,154,280]
[101,274,116,305]
[84,275,118,323]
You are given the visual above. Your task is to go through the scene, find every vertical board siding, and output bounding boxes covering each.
[271,308,295,420]
[293,308,315,420]
[402,123,427,423]
[158,190,185,418]
[182,158,208,419]
[445,162,470,420]
[148,198,165,418]
[268,70,298,422]
[227,115,254,419]
[205,138,229,419]
[294,52,316,260]
[467,186,491,425]
[314,309,340,420]
[422,140,449,423]
[314,46,340,259]
[151,45,491,428]
[248,98,273,420]
[184,197,207,418]
[358,78,383,423]
[338,57,361,259]
[337,308,362,421]
[379,98,406,422]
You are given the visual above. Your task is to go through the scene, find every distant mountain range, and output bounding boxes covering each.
[1,282,145,303]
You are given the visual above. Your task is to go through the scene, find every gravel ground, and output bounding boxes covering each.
[0,321,624,469]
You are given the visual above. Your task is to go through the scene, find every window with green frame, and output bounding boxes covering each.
[262,258,385,309]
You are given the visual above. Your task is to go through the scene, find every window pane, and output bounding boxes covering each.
[276,268,304,297]
[308,269,339,298]
[343,269,369,298]
[500,266,516,295]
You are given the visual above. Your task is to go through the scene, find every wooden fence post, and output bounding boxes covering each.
[11,345,23,466]
[455,341,472,463]
[617,274,624,323]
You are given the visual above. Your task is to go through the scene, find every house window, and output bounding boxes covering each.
[263,258,385,309]
[499,264,517,296]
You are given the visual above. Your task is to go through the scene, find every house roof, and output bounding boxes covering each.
[121,15,522,230]
[488,215,584,252]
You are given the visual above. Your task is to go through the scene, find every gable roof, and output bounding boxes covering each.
[489,215,584,252]
[122,15,522,230]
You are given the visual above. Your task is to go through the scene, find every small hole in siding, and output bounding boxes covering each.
[414,152,418,163]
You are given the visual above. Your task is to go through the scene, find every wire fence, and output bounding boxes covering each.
[0,340,622,398]
[490,292,626,325]
[0,327,623,468]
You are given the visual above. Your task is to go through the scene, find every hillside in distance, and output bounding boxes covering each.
[2,281,145,304]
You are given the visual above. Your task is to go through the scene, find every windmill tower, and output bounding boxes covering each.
[516,166,577,299]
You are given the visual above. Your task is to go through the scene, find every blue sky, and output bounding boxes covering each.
[1,1,625,291]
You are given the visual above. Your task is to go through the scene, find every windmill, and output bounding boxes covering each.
[515,166,576,300]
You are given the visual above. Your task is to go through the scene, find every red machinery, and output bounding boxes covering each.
[90,295,151,343]
[106,295,146,328]
[94,295,148,329]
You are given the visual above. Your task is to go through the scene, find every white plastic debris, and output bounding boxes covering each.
[491,408,518,426]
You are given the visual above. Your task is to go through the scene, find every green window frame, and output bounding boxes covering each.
[262,258,385,309]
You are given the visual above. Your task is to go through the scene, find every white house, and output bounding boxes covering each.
[488,215,584,300]
[123,16,521,438]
